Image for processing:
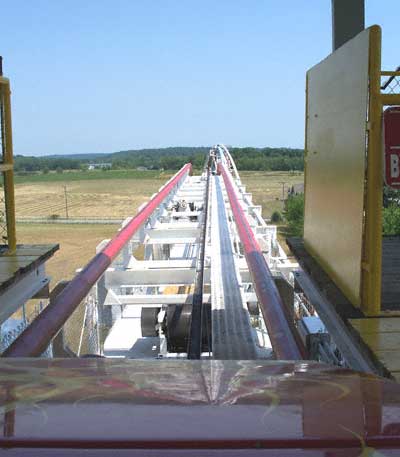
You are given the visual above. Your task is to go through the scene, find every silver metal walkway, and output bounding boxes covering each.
[210,175,258,359]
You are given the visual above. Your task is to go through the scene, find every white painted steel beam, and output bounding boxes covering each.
[145,227,200,240]
[103,292,258,306]
[0,265,50,325]
[105,268,208,287]
[105,266,252,288]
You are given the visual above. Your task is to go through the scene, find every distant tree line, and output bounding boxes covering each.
[14,156,83,173]
[230,147,304,171]
[13,146,305,173]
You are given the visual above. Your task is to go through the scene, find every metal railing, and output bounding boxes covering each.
[77,289,100,356]
[0,302,52,357]
[3,163,192,357]
[0,57,16,253]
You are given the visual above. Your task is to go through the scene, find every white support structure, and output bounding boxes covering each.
[0,265,49,324]
[88,145,297,359]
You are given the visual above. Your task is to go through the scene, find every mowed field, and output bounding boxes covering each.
[15,170,303,351]
[15,170,303,220]
[15,171,173,219]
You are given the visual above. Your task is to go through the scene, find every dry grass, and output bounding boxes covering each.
[16,223,119,352]
[15,177,172,219]
[240,171,304,219]
[16,223,119,286]
[240,171,304,256]
[15,171,304,220]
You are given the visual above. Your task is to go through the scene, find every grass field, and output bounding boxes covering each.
[15,170,303,220]
[17,224,119,286]
[16,223,119,352]
[15,169,303,351]
[240,171,304,252]
[240,170,303,218]
[15,173,174,219]
[14,169,163,184]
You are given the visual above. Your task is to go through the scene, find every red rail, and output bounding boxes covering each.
[219,163,305,360]
[3,164,192,357]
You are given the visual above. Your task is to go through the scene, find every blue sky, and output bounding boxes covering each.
[2,1,399,156]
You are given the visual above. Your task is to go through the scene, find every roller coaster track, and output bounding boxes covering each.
[4,146,304,360]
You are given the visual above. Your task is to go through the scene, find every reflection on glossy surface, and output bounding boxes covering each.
[0,359,399,455]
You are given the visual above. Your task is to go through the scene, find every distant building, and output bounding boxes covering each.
[88,163,112,170]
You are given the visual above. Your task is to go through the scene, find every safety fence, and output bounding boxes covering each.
[381,66,400,96]
[76,290,100,356]
[0,302,53,357]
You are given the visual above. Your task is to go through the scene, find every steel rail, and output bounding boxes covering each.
[187,168,210,359]
[219,143,239,180]
[219,163,305,360]
[3,164,192,357]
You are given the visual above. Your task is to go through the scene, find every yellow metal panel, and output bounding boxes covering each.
[304,28,372,308]
[381,94,400,105]
[381,71,400,76]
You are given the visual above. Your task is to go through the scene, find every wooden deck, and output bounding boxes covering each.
[349,317,400,382]
[287,236,400,381]
[0,244,59,293]
[382,236,400,311]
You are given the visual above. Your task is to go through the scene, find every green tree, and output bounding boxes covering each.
[383,205,400,235]
[284,194,304,236]
[271,210,283,223]
[383,186,400,208]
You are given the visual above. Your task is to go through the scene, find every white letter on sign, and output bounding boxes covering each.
[391,154,400,178]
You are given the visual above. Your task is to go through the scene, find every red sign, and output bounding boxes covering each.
[384,107,400,188]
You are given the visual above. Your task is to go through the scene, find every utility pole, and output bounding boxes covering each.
[279,182,286,201]
[63,185,69,219]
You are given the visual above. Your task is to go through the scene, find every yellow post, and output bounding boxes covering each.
[303,73,309,232]
[0,78,16,253]
[361,25,382,315]
[381,93,400,105]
